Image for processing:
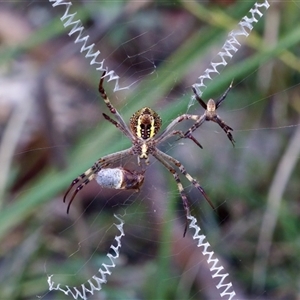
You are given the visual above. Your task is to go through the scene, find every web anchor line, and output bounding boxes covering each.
[188,214,236,300]
[47,214,125,300]
[189,0,270,108]
[48,0,132,92]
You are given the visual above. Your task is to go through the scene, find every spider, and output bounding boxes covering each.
[183,82,235,146]
[64,71,215,236]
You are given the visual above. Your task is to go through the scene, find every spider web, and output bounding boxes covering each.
[1,1,300,300]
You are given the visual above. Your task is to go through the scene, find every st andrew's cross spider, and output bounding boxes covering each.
[184,83,235,146]
[64,72,233,236]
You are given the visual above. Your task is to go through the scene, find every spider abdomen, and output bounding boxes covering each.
[130,107,162,139]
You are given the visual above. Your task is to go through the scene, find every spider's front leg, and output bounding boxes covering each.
[212,115,235,146]
[153,149,214,237]
[182,116,206,148]
[149,112,215,236]
[63,165,100,213]
[152,152,191,237]
[63,149,135,213]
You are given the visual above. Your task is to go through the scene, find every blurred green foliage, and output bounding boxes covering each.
[0,1,300,299]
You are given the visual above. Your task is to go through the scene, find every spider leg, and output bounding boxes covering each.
[183,115,206,143]
[213,115,235,146]
[99,72,134,139]
[63,166,97,204]
[183,133,203,149]
[192,87,207,110]
[174,130,203,149]
[156,149,214,209]
[64,148,134,213]
[66,174,95,213]
[158,129,203,149]
[94,148,134,169]
[156,114,203,149]
[215,80,233,108]
[180,86,208,140]
[103,113,133,140]
[152,152,191,237]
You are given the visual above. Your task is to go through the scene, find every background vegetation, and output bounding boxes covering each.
[0,1,299,299]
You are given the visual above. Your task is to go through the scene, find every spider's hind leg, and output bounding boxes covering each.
[98,72,134,139]
[192,86,207,110]
[215,80,233,108]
